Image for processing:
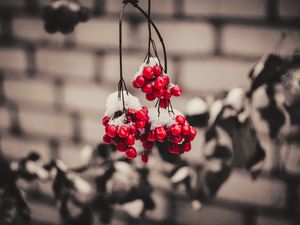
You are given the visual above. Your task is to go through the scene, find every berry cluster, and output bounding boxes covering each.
[42,0,90,34]
[141,108,197,155]
[102,92,150,161]
[132,57,182,109]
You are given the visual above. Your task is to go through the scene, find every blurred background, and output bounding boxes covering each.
[0,0,300,225]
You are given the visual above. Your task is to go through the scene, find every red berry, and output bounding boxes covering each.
[147,130,156,142]
[182,141,192,152]
[153,65,162,77]
[164,89,172,99]
[103,134,111,144]
[136,120,146,129]
[127,116,132,123]
[140,135,147,143]
[171,85,182,97]
[154,77,166,89]
[146,93,156,101]
[106,125,117,137]
[162,75,170,85]
[170,124,182,136]
[168,143,180,154]
[182,124,191,136]
[126,147,137,159]
[117,142,127,152]
[189,127,197,141]
[136,110,147,121]
[175,115,186,125]
[142,106,148,113]
[130,124,137,135]
[118,125,130,138]
[102,116,110,126]
[125,134,135,146]
[154,88,164,98]
[171,135,183,143]
[128,108,136,115]
[155,126,167,141]
[132,80,139,88]
[141,154,149,163]
[135,75,145,88]
[142,66,154,79]
[143,141,153,150]
[144,115,150,122]
[142,83,153,94]
[159,99,169,109]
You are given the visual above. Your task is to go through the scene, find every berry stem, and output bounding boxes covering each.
[131,2,168,73]
[118,2,129,112]
[146,0,152,63]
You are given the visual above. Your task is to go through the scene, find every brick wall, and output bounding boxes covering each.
[0,0,300,225]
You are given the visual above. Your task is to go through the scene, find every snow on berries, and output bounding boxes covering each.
[139,108,197,155]
[102,92,150,160]
[132,57,183,108]
[42,0,90,34]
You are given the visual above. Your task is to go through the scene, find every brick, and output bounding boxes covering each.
[13,18,66,43]
[1,136,50,161]
[284,144,300,175]
[4,79,55,106]
[278,0,300,18]
[176,201,243,225]
[181,58,251,92]
[103,53,175,84]
[218,170,286,208]
[0,107,10,130]
[36,49,95,79]
[29,201,60,224]
[0,0,24,7]
[63,83,113,113]
[222,25,300,57]
[184,0,266,18]
[257,216,290,225]
[140,21,214,54]
[19,109,73,139]
[103,53,145,84]
[75,18,132,48]
[0,48,27,71]
[81,115,105,144]
[105,0,174,16]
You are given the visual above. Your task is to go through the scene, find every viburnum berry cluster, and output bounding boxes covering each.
[42,0,90,34]
[132,57,182,109]
[140,108,197,155]
[102,92,150,160]
[101,0,197,163]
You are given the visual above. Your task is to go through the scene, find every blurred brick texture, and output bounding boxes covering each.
[0,0,300,225]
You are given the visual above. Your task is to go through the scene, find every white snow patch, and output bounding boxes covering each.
[208,100,224,126]
[25,161,49,180]
[80,145,93,165]
[225,88,245,112]
[104,91,142,117]
[170,166,190,183]
[73,176,93,195]
[185,97,208,116]
[148,107,183,129]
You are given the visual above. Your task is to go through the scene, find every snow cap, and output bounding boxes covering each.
[104,91,142,117]
[134,57,161,79]
[148,107,183,129]
[185,97,208,116]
